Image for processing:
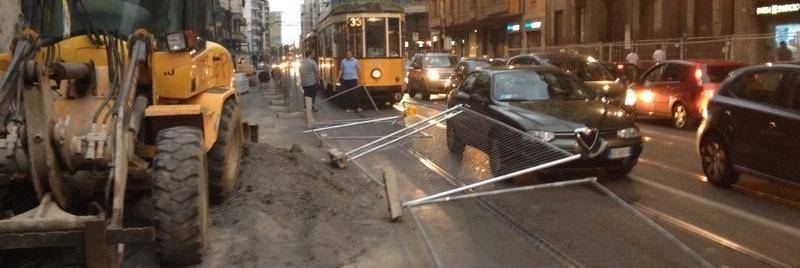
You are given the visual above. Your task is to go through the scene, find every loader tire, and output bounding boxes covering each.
[153,127,209,266]
[208,99,243,204]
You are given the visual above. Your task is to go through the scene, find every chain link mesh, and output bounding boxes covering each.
[311,103,709,267]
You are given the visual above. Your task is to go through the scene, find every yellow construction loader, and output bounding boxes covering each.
[0,0,250,266]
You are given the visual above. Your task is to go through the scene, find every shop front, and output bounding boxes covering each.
[756,0,800,60]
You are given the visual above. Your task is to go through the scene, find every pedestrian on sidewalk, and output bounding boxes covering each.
[777,41,793,62]
[339,51,362,112]
[652,47,666,63]
[300,51,319,111]
[625,50,640,65]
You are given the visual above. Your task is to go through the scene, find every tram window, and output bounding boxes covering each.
[388,18,401,57]
[346,21,363,58]
[365,17,387,58]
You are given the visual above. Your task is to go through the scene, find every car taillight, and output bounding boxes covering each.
[694,68,705,86]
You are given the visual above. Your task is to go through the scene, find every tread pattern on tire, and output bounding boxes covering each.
[208,99,242,204]
[153,126,208,266]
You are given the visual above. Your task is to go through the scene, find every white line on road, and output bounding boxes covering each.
[634,204,792,268]
[629,174,800,239]
[639,157,800,208]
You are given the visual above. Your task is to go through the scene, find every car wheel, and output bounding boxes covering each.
[446,124,465,157]
[407,81,417,98]
[700,136,739,187]
[672,103,693,129]
[421,87,431,101]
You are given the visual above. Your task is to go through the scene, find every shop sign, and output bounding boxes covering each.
[525,19,542,31]
[506,23,521,33]
[757,3,800,15]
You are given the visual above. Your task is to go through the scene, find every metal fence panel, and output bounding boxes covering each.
[311,104,710,267]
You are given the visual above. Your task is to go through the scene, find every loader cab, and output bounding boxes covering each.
[33,0,206,51]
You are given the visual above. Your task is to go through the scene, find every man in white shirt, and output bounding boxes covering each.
[652,48,666,63]
[625,50,639,65]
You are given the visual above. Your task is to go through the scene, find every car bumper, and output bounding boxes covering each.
[544,138,643,174]
[425,79,450,93]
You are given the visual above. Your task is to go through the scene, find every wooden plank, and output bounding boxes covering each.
[383,169,402,221]
[85,221,108,268]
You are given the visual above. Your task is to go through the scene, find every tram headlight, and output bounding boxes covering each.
[371,68,383,79]
[426,69,440,81]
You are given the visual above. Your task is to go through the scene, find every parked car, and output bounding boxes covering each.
[508,53,627,102]
[447,58,492,91]
[601,62,641,85]
[698,64,800,187]
[489,58,508,66]
[629,60,747,129]
[407,53,459,100]
[446,66,643,179]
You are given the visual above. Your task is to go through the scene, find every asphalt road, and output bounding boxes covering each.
[313,93,800,267]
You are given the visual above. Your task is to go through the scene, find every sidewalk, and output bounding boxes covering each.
[220,82,433,267]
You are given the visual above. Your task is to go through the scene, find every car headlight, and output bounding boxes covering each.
[427,70,440,80]
[624,88,637,106]
[371,68,383,79]
[617,127,640,138]
[529,130,556,142]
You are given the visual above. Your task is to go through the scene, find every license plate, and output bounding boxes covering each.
[608,147,632,159]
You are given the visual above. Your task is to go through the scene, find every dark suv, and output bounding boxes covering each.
[407,53,458,100]
[508,53,627,101]
[698,64,800,186]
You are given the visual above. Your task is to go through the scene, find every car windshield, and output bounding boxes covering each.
[705,65,744,83]
[38,0,184,39]
[493,70,596,102]
[425,55,458,68]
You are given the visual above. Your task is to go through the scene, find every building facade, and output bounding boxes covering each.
[0,0,21,53]
[245,0,269,58]
[429,0,799,63]
[405,0,431,55]
[268,11,283,62]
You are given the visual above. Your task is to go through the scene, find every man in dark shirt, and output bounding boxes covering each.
[777,41,793,62]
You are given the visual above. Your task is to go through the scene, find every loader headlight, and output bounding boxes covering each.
[166,31,196,52]
[371,68,383,79]
[617,127,640,138]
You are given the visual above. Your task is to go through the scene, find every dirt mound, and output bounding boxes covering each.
[200,143,390,268]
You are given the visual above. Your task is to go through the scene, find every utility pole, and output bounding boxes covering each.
[440,0,446,51]
[520,0,527,54]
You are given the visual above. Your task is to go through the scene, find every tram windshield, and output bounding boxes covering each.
[339,16,402,58]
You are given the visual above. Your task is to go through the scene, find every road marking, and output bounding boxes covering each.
[639,157,800,209]
[640,157,707,181]
[629,174,800,239]
[635,204,792,268]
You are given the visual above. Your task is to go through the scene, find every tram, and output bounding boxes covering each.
[310,1,405,104]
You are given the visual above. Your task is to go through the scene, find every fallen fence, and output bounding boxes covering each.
[308,103,712,267]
